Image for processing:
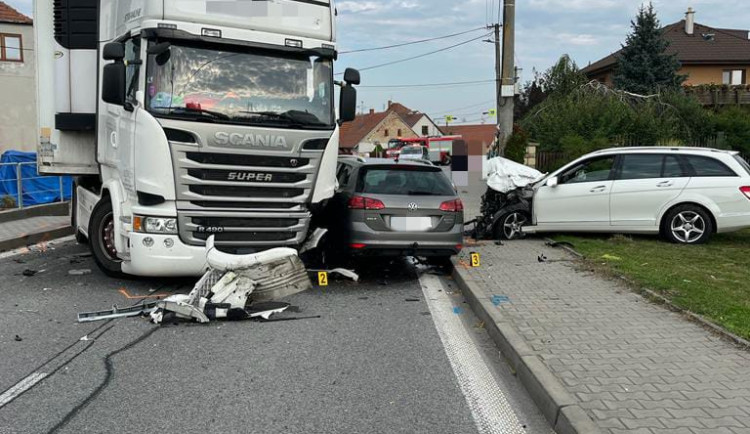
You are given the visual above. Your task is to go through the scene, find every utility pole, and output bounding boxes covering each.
[495,0,515,156]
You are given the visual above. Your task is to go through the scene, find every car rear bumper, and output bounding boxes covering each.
[348,222,463,257]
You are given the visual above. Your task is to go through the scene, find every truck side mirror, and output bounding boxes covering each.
[343,68,360,86]
[103,42,125,61]
[102,62,126,106]
[339,85,357,124]
[546,176,559,188]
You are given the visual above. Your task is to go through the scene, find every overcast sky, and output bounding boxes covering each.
[9,0,750,124]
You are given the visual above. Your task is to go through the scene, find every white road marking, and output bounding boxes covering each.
[0,372,48,409]
[419,273,526,434]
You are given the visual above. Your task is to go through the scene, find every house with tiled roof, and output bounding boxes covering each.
[339,101,442,154]
[386,101,444,137]
[0,1,36,153]
[582,8,750,90]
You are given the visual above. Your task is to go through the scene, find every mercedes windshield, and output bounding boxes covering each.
[146,41,334,130]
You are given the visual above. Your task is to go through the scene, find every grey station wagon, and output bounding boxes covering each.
[324,157,464,265]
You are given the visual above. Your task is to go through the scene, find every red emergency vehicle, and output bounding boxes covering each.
[385,136,461,166]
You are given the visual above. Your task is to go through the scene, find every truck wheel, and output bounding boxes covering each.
[89,199,123,277]
[494,211,529,240]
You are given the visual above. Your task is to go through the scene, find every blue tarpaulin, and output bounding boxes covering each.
[0,151,73,207]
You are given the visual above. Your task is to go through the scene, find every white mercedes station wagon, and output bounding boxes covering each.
[524,148,750,244]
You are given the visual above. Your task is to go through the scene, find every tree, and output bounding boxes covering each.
[516,55,587,119]
[613,3,686,94]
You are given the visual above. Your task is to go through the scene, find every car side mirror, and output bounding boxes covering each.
[546,176,559,188]
[339,85,357,124]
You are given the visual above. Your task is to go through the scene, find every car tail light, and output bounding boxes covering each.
[348,196,385,210]
[440,199,464,212]
[350,243,367,249]
[741,186,750,200]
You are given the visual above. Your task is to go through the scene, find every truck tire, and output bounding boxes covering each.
[89,199,124,277]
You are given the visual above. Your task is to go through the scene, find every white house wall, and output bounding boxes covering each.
[0,23,36,153]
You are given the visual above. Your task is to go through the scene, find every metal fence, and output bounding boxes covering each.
[0,162,67,210]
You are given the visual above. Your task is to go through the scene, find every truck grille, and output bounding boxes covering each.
[188,185,304,199]
[178,213,309,247]
[185,152,309,168]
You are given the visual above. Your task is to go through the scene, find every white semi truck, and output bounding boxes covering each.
[35,0,359,277]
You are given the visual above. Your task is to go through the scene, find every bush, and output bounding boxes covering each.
[522,84,714,156]
[1,195,17,209]
[713,107,750,154]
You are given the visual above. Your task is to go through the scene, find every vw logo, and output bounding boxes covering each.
[408,202,419,211]
[289,159,299,167]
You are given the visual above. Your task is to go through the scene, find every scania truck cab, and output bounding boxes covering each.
[35,0,359,276]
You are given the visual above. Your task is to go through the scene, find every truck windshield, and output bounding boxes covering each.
[146,41,334,129]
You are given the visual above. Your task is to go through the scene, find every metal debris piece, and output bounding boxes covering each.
[308,268,359,282]
[299,228,328,254]
[22,269,37,277]
[78,302,160,323]
[68,269,92,276]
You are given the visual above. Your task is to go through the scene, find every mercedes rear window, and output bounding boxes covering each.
[734,155,750,175]
[357,166,455,196]
[684,155,737,177]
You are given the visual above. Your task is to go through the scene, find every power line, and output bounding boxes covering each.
[339,27,486,55]
[335,32,491,75]
[430,100,495,116]
[358,79,495,89]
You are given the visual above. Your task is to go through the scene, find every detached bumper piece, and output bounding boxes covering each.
[149,236,311,324]
[80,236,312,325]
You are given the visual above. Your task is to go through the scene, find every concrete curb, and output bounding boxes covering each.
[452,262,602,434]
[0,225,74,253]
[0,202,70,224]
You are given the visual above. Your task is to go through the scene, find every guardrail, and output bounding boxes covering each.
[0,162,67,210]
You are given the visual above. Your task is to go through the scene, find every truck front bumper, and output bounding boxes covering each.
[122,233,209,277]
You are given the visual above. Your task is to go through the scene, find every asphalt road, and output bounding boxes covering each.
[0,239,551,434]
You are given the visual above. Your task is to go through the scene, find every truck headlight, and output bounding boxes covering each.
[134,216,178,234]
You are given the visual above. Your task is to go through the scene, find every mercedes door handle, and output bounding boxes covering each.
[590,185,607,193]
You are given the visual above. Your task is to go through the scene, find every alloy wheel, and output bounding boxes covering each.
[670,211,706,244]
[503,212,528,240]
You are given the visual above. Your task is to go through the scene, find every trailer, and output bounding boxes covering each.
[35,0,359,277]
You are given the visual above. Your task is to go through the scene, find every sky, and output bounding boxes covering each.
[8,0,750,124]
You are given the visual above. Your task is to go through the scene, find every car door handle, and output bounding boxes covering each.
[590,185,607,193]
[657,181,674,188]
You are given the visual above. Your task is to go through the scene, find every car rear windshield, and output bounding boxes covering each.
[734,155,750,175]
[357,166,455,196]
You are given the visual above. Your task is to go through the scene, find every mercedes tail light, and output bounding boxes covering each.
[439,199,464,212]
[741,186,750,200]
[348,196,386,210]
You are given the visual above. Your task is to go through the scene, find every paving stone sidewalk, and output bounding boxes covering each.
[457,240,750,434]
[0,215,71,251]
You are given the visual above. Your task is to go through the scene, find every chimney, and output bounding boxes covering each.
[685,7,695,35]
[369,108,375,115]
[387,100,392,108]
